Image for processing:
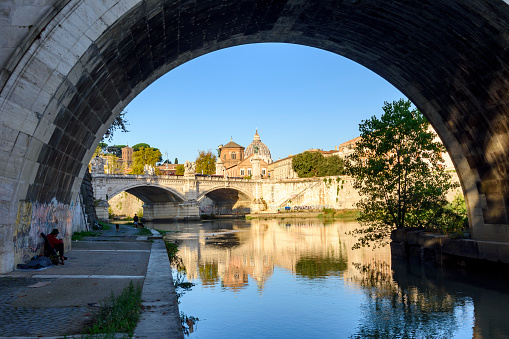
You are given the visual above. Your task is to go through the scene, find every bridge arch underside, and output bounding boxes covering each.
[1,0,509,271]
[199,189,253,215]
[113,186,184,205]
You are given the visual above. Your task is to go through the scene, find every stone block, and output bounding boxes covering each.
[9,77,41,112]
[442,239,479,259]
[406,229,425,245]
[391,228,407,243]
[31,116,55,144]
[477,241,509,263]
[25,137,43,162]
[390,241,407,259]
[0,177,16,201]
[417,232,449,249]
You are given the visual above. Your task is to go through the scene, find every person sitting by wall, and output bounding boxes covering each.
[46,229,67,263]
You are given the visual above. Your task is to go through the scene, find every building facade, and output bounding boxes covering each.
[216,130,272,178]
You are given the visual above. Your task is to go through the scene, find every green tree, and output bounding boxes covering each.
[174,158,178,164]
[103,109,129,141]
[292,151,345,177]
[318,155,345,176]
[98,142,108,150]
[104,154,123,174]
[92,146,104,158]
[195,150,217,175]
[176,164,184,175]
[132,143,150,152]
[292,151,323,177]
[130,147,162,175]
[347,99,459,248]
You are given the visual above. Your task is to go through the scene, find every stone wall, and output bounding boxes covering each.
[391,228,509,266]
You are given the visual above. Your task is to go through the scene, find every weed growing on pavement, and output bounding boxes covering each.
[72,231,99,241]
[136,228,153,236]
[85,281,142,337]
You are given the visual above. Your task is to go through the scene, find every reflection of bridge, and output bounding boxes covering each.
[91,173,359,220]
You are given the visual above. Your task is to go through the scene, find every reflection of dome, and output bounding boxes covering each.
[244,130,272,164]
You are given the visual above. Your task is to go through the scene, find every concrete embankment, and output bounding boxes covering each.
[391,228,509,266]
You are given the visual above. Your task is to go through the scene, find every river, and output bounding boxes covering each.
[147,219,509,338]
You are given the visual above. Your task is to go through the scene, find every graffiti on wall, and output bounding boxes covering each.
[14,200,75,264]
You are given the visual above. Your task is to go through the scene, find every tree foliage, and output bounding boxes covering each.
[130,147,162,175]
[347,99,460,248]
[195,150,217,175]
[176,164,184,175]
[174,158,179,164]
[132,143,150,152]
[103,110,129,141]
[292,151,345,177]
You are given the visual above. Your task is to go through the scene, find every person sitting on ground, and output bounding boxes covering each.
[133,214,139,228]
[46,229,67,263]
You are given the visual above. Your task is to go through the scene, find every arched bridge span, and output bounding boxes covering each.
[1,0,509,272]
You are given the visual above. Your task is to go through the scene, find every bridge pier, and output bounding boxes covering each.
[143,202,199,221]
[95,200,110,221]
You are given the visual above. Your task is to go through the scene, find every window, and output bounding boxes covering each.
[231,152,236,159]
[248,169,252,176]
[262,169,266,175]
[240,169,245,175]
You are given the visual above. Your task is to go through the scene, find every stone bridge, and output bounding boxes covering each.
[2,0,509,272]
[91,172,357,220]
[92,173,262,220]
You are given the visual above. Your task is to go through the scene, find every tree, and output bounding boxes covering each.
[130,147,162,175]
[103,110,129,141]
[98,142,108,150]
[292,151,345,177]
[176,164,184,175]
[346,99,459,248]
[133,143,150,152]
[318,155,345,176]
[93,146,104,158]
[195,150,217,175]
[174,158,178,164]
[292,151,324,177]
[105,145,126,158]
[104,154,123,174]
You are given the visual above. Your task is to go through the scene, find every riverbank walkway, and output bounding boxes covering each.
[0,224,183,338]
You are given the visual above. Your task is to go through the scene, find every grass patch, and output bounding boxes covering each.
[317,209,359,220]
[97,221,112,231]
[165,242,179,262]
[85,281,142,338]
[136,228,153,236]
[72,231,98,241]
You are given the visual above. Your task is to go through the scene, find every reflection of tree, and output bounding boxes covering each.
[295,253,347,279]
[350,262,472,338]
[198,263,220,286]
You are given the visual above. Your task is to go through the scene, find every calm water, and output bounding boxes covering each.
[147,219,509,339]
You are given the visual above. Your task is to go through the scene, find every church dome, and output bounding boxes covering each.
[244,130,272,164]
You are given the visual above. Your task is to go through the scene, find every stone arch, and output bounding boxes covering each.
[1,0,509,271]
[108,184,185,204]
[198,186,255,203]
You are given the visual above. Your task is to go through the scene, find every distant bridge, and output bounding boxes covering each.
[91,173,357,220]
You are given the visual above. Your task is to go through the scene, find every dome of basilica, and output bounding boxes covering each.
[244,130,272,164]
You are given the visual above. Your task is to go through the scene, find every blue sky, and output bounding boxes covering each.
[109,43,406,163]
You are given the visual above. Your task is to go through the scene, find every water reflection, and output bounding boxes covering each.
[160,219,381,291]
[350,261,473,338]
[150,219,509,338]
